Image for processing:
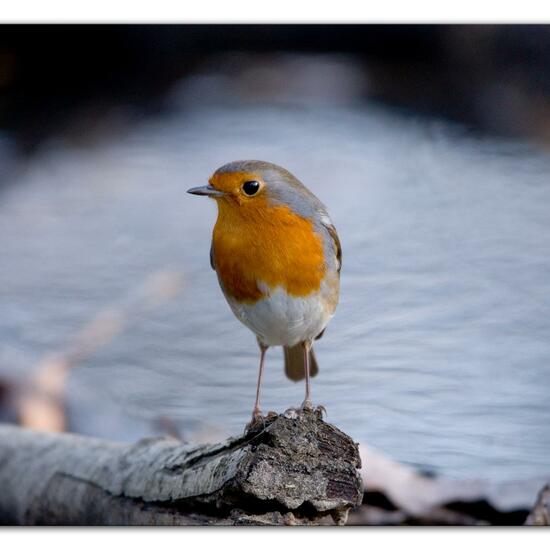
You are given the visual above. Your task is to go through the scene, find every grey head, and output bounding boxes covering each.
[213,160,330,223]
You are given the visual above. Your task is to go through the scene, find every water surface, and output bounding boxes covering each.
[1,83,550,482]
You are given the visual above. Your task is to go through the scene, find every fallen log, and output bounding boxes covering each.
[0,410,362,526]
[525,484,550,526]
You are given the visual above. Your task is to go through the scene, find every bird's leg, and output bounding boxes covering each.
[300,340,313,411]
[283,340,326,419]
[251,343,268,421]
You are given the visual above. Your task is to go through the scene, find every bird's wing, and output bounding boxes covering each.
[315,218,341,342]
[322,219,342,274]
[210,244,215,270]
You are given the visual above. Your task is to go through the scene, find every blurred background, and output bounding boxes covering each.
[1,25,550,492]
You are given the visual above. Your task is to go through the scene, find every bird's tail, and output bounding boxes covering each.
[283,344,319,381]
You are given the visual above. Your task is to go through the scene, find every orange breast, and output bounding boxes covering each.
[212,198,326,303]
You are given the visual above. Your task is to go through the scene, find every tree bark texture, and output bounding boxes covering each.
[0,410,362,525]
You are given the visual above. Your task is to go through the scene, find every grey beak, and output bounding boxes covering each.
[187,185,225,197]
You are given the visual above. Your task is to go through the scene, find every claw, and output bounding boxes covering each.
[315,405,327,419]
[244,410,280,434]
[244,410,265,434]
[283,407,300,420]
[300,398,313,411]
[284,403,326,420]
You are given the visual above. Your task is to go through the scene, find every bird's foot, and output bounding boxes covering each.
[301,398,313,411]
[244,409,278,434]
[283,407,300,419]
[314,404,327,419]
[283,403,326,420]
[245,409,264,433]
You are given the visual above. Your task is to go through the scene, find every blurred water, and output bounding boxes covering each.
[1,68,550,482]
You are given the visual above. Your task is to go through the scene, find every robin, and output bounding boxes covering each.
[188,160,341,424]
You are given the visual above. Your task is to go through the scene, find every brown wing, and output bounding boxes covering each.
[325,222,342,274]
[315,221,342,342]
[210,244,215,270]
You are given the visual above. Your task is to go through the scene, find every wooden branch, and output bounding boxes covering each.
[0,410,362,526]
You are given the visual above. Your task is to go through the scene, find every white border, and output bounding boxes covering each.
[1,0,550,23]
[2,529,550,549]
[2,1,550,546]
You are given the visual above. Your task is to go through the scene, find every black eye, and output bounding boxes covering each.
[242,180,260,196]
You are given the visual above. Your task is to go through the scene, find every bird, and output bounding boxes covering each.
[187,160,341,425]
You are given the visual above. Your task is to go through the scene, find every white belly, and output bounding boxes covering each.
[225,284,333,347]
